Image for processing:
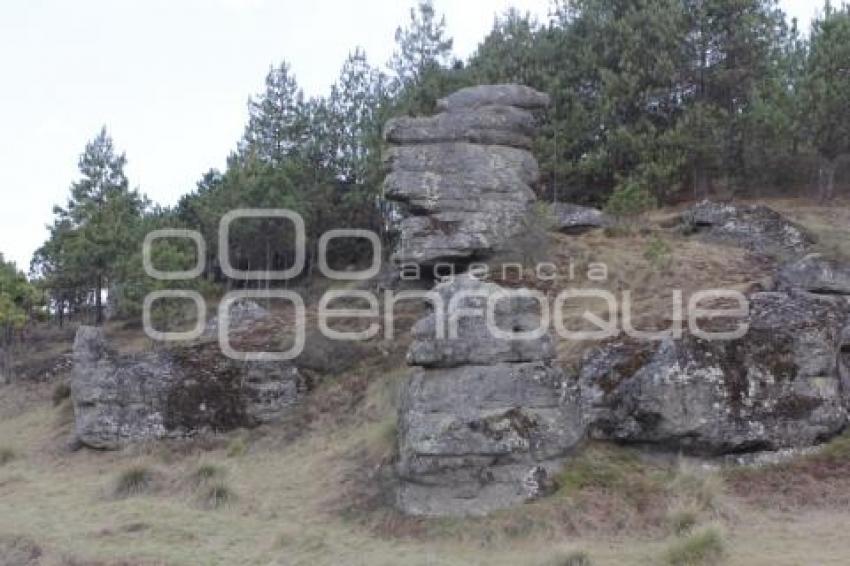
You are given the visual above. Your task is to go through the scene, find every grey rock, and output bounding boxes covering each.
[396,275,583,516]
[384,105,537,149]
[71,326,304,449]
[397,362,582,517]
[681,200,814,256]
[436,84,551,113]
[777,254,850,295]
[203,299,270,339]
[551,203,612,234]
[384,84,548,268]
[407,274,554,367]
[579,291,848,455]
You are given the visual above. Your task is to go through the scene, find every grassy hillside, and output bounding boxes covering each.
[2,198,850,566]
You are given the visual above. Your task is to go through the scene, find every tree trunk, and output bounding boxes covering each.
[95,277,103,326]
[819,158,837,203]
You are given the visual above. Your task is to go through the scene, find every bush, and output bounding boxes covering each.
[664,527,725,565]
[226,437,247,458]
[114,466,154,498]
[200,482,235,509]
[604,177,657,220]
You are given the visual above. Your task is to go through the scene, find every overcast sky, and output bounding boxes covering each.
[0,0,823,270]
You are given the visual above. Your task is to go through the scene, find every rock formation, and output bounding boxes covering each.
[71,326,304,449]
[396,275,584,517]
[383,84,549,267]
[777,253,850,295]
[551,203,612,234]
[579,290,849,455]
[680,200,814,257]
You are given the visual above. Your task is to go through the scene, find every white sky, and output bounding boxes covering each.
[0,0,822,270]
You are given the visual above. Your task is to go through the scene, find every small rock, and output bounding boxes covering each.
[551,203,612,234]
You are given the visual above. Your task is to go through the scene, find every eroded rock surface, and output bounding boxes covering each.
[551,203,611,234]
[777,254,850,295]
[681,200,814,257]
[71,326,304,449]
[579,291,848,455]
[396,275,583,516]
[383,84,549,267]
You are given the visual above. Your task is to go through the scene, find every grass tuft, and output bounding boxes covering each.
[0,447,16,466]
[226,437,247,458]
[541,550,592,566]
[114,466,154,498]
[192,463,225,486]
[664,527,725,565]
[200,481,235,509]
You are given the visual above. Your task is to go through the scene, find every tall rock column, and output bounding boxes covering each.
[396,274,584,517]
[383,84,550,267]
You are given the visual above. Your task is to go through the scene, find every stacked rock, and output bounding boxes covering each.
[396,274,584,517]
[383,84,550,267]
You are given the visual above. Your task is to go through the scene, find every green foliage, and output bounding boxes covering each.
[604,178,657,219]
[664,527,725,565]
[0,254,38,343]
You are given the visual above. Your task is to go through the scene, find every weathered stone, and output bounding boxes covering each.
[579,291,848,455]
[397,274,583,516]
[681,200,814,256]
[71,326,304,449]
[384,105,537,149]
[203,299,271,339]
[551,203,612,234]
[436,84,551,112]
[407,274,553,367]
[777,254,850,295]
[384,84,548,267]
[397,362,582,517]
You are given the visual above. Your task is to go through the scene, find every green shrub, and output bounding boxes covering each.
[664,527,725,565]
[114,466,154,498]
[604,178,657,220]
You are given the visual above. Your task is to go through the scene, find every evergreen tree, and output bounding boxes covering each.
[804,1,850,201]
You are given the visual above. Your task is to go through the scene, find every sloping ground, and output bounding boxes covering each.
[1,198,850,565]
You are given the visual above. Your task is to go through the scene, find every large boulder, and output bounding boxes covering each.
[579,291,848,455]
[384,84,548,267]
[551,203,612,234]
[777,254,850,295]
[396,275,583,516]
[71,327,304,449]
[681,200,814,257]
